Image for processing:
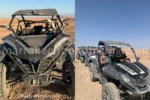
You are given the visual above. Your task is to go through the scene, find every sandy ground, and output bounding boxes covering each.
[75,59,102,100]
[7,83,72,100]
[75,59,150,100]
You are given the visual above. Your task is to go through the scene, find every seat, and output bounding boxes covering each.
[33,26,43,35]
[24,28,33,35]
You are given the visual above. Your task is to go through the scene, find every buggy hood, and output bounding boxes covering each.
[2,33,70,61]
[115,61,148,80]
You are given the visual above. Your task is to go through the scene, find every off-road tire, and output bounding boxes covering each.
[90,63,98,82]
[76,54,80,60]
[85,60,88,66]
[102,82,120,100]
[63,62,75,97]
[90,71,97,82]
[80,56,85,63]
[0,64,10,99]
[144,92,150,100]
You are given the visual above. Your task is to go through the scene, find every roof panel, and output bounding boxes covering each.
[13,9,58,16]
[99,40,132,48]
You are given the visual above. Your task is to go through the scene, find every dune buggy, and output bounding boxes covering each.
[85,46,97,66]
[76,46,82,60]
[89,40,150,100]
[76,46,86,63]
[0,9,75,99]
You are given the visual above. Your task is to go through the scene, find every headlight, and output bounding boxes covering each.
[122,75,130,82]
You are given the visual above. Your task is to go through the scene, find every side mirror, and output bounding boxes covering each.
[137,57,140,61]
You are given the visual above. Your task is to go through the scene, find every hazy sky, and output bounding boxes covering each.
[0,0,75,17]
[76,0,150,48]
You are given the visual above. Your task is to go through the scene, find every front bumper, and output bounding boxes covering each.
[122,81,150,96]
[127,87,149,95]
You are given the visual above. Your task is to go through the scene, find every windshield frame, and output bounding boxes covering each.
[98,41,139,62]
[9,14,63,35]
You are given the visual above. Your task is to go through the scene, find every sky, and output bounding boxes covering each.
[76,0,150,48]
[0,0,75,17]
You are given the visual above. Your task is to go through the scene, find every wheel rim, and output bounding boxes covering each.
[62,63,74,96]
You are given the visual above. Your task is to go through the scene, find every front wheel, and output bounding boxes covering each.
[85,59,88,66]
[80,56,85,63]
[62,62,75,96]
[0,63,10,99]
[90,71,97,82]
[102,82,120,100]
[90,63,98,82]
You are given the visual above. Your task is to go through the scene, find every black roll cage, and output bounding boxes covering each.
[98,41,139,62]
[9,15,63,32]
[5,9,63,42]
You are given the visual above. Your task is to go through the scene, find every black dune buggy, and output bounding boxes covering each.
[76,46,82,60]
[76,46,86,63]
[0,9,75,99]
[88,40,150,100]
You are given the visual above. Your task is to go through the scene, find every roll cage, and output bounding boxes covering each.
[10,9,63,35]
[16,19,61,36]
[0,9,64,42]
[98,40,139,61]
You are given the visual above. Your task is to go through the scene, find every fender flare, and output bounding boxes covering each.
[0,52,6,62]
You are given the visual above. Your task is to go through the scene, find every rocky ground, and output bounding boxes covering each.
[6,83,72,100]
[75,59,101,100]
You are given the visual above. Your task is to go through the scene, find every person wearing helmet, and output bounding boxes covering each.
[41,19,56,34]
